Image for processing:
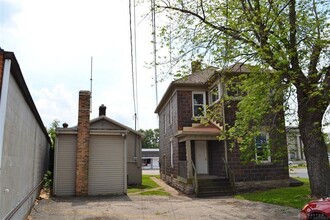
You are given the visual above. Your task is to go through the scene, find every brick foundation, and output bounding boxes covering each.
[76,90,91,196]
[161,173,194,195]
[235,179,290,193]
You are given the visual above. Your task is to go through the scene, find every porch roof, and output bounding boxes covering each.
[175,123,223,142]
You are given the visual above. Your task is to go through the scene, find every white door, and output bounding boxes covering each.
[195,141,208,174]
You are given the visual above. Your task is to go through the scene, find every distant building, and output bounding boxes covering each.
[286,126,305,160]
[142,149,159,169]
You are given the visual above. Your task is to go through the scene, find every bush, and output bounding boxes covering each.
[43,170,53,189]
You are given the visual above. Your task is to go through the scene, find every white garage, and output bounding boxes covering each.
[53,98,142,197]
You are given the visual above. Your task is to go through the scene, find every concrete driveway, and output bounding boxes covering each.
[29,194,299,220]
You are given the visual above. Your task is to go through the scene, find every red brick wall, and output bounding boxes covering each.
[224,100,239,127]
[228,143,289,182]
[177,90,193,130]
[0,51,4,93]
[76,90,91,196]
[224,100,289,182]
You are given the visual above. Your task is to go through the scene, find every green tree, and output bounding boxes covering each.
[47,119,60,149]
[45,119,60,188]
[154,0,330,197]
[139,128,159,149]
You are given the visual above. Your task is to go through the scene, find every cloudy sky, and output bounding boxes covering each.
[0,0,171,130]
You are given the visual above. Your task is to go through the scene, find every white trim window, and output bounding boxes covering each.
[192,91,206,117]
[255,132,271,163]
[164,114,167,134]
[210,85,219,103]
[170,141,174,168]
[169,100,173,125]
[209,83,223,104]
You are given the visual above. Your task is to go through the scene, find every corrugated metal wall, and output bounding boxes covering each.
[54,134,77,196]
[0,70,49,219]
[88,135,124,195]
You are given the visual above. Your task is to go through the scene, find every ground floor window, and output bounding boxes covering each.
[255,132,271,162]
[143,159,151,166]
[170,141,174,167]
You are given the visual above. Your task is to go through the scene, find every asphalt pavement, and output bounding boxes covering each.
[289,167,309,179]
[28,168,304,219]
[29,194,299,220]
[28,169,307,220]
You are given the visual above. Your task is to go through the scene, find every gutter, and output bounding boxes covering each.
[0,59,11,170]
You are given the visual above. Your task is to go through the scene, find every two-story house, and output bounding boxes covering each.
[155,63,289,197]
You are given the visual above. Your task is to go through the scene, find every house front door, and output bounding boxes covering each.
[195,141,208,174]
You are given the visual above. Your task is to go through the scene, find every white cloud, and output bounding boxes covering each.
[31,83,77,128]
[1,0,172,130]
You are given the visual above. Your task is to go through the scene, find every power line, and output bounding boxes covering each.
[168,2,173,80]
[151,0,158,106]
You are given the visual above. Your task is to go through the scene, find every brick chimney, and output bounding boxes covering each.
[191,60,202,73]
[76,90,91,196]
[0,49,4,92]
[99,104,106,116]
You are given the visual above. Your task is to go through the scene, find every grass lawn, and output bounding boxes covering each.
[235,178,311,209]
[128,175,170,196]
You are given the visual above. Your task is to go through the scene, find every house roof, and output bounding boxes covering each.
[1,50,51,144]
[154,67,217,113]
[174,67,217,84]
[220,63,251,73]
[154,63,253,114]
[90,116,142,136]
[142,149,159,157]
[57,115,142,137]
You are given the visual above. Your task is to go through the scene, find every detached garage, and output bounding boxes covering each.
[54,91,142,196]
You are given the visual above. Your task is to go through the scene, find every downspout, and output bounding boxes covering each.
[53,132,60,195]
[0,59,11,171]
[163,154,166,178]
[123,133,127,194]
[134,113,137,163]
[222,95,228,163]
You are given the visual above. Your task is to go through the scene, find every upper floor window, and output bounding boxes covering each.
[210,85,219,103]
[170,140,174,168]
[164,114,167,134]
[169,99,173,125]
[255,132,271,163]
[226,82,243,98]
[192,92,206,117]
[209,83,223,104]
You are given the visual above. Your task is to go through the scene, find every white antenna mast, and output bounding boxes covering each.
[90,56,93,112]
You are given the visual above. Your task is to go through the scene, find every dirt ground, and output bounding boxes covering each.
[29,181,300,220]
